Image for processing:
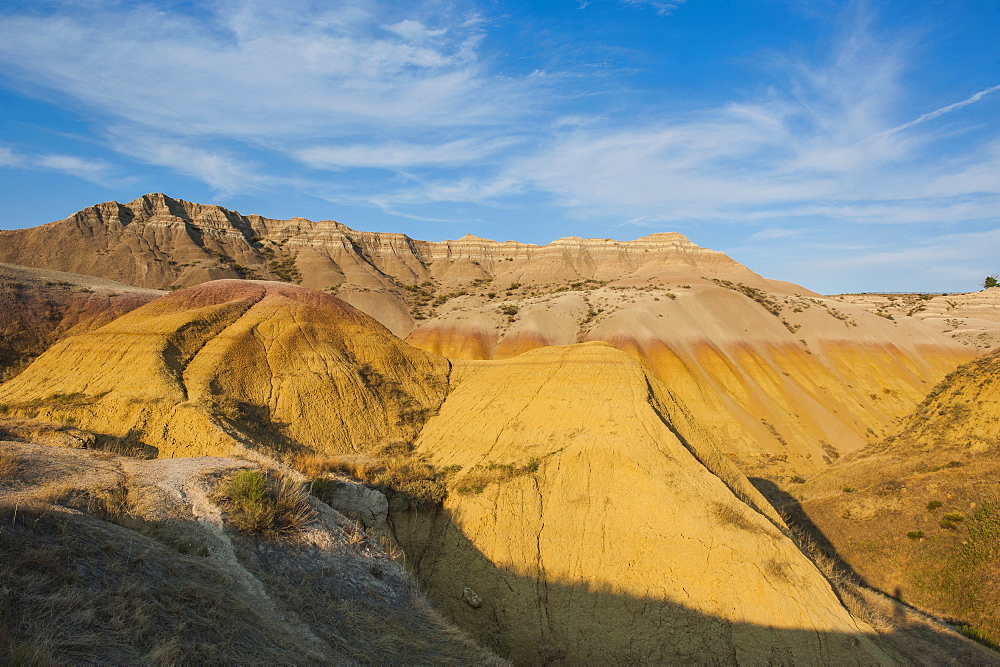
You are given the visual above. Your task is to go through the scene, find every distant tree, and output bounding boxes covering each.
[985,275,999,289]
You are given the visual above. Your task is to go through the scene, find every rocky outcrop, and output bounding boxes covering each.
[0,194,772,338]
[839,289,1000,352]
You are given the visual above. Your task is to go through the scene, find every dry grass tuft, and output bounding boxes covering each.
[0,449,19,480]
[711,501,768,536]
[289,444,458,510]
[453,458,541,495]
[781,512,890,630]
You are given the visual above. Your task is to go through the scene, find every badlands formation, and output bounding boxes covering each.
[0,194,976,478]
[1,194,998,662]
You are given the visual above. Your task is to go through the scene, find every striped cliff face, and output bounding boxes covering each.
[406,281,976,477]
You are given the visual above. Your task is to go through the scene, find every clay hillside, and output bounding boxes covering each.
[1,195,998,662]
[0,278,991,663]
[0,263,162,381]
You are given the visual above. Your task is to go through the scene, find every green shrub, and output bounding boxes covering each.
[221,469,315,535]
[369,458,450,509]
[308,477,340,505]
[927,500,943,511]
[906,531,924,540]
[842,486,856,493]
[943,513,965,522]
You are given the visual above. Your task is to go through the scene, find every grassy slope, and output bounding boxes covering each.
[793,351,1000,643]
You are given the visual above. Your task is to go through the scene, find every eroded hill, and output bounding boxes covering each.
[0,280,449,458]
[392,343,894,662]
[0,193,772,339]
[0,263,162,380]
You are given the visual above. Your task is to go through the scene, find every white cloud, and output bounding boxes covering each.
[751,228,800,240]
[813,228,1000,274]
[0,1,529,139]
[883,83,1000,136]
[296,138,516,170]
[454,11,998,230]
[36,154,114,184]
[0,144,114,184]
[0,146,23,168]
[383,19,447,42]
[106,129,283,194]
[620,0,687,15]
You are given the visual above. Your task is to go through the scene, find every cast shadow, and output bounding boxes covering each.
[387,502,995,665]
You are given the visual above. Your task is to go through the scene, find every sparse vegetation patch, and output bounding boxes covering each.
[454,458,542,495]
[218,469,316,535]
[296,442,458,510]
[711,278,782,316]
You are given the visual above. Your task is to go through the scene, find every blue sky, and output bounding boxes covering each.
[0,0,998,293]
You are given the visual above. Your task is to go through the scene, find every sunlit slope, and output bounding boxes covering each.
[0,280,449,457]
[390,343,898,664]
[408,282,974,476]
[0,263,162,380]
[796,350,1000,640]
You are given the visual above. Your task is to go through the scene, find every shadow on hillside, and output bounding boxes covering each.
[749,477,870,587]
[387,503,996,665]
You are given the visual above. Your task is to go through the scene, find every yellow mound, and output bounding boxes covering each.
[390,343,899,663]
[0,280,449,458]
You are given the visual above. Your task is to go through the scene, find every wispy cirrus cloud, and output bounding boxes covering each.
[471,13,1000,229]
[0,0,533,139]
[0,144,115,185]
[802,227,1000,290]
[619,0,687,15]
[0,146,22,168]
[296,137,518,170]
